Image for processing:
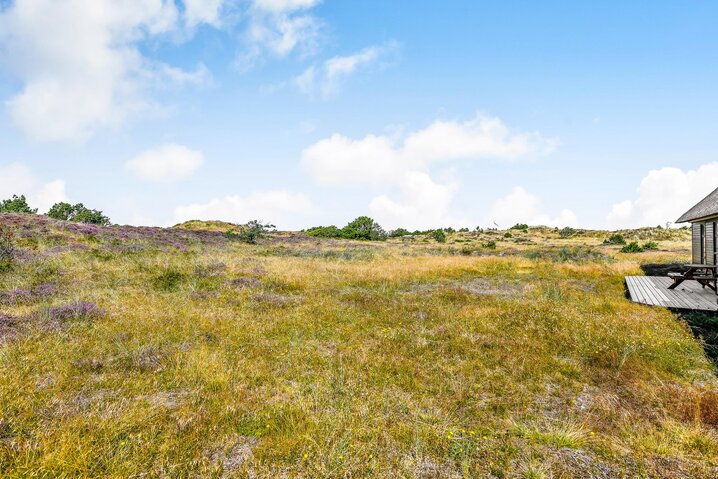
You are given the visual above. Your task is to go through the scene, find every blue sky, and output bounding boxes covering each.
[1,0,717,230]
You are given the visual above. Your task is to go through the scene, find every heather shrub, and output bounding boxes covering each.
[0,227,16,271]
[0,195,37,214]
[38,301,103,323]
[504,232,513,238]
[481,240,497,249]
[152,270,187,291]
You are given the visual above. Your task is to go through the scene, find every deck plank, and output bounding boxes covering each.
[625,276,718,311]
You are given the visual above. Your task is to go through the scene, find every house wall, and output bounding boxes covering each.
[692,218,718,264]
[693,223,702,263]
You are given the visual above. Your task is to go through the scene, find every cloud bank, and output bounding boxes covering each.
[0,163,68,212]
[126,144,204,183]
[607,162,718,228]
[174,190,314,229]
[302,114,559,229]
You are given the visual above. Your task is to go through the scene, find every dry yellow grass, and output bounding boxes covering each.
[0,215,716,477]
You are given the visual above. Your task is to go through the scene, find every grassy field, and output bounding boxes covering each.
[1,213,717,478]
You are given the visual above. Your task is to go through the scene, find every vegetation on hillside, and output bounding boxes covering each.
[0,212,715,477]
[0,195,110,226]
[0,195,37,214]
[47,202,111,226]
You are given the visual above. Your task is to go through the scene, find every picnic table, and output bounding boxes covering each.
[668,264,718,292]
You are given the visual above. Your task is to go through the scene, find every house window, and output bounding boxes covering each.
[701,223,706,263]
[714,222,717,264]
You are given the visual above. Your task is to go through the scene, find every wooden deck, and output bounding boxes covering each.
[625,276,718,311]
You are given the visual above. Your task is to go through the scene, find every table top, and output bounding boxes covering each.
[685,264,718,269]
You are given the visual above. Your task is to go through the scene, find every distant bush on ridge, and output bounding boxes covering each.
[0,195,37,214]
[47,202,110,226]
[306,216,387,241]
[225,220,275,244]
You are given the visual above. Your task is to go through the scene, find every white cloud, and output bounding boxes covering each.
[0,1,221,142]
[487,186,578,228]
[174,190,314,229]
[607,162,718,229]
[296,42,398,97]
[301,114,558,230]
[301,114,558,185]
[369,172,471,230]
[253,0,321,13]
[238,0,321,69]
[183,0,228,28]
[126,144,204,183]
[0,163,69,212]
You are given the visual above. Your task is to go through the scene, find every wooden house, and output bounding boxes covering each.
[677,187,718,265]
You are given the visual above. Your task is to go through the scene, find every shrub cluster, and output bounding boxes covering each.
[306,216,387,241]
[429,229,446,243]
[620,241,659,253]
[603,233,626,245]
[47,202,110,226]
[559,227,577,238]
[0,195,37,214]
[0,195,111,226]
[511,223,529,231]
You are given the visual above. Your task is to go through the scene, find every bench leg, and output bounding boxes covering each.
[668,279,684,290]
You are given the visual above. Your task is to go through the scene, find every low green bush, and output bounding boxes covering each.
[603,233,626,245]
[559,227,577,238]
[429,229,447,243]
[620,242,644,253]
[643,241,659,251]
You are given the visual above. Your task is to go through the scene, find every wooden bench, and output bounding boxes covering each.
[668,269,717,292]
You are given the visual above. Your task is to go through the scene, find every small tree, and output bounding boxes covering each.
[0,195,37,214]
[71,204,111,226]
[342,216,387,241]
[47,202,74,221]
[511,223,529,231]
[227,220,275,244]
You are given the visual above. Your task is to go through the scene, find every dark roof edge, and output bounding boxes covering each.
[676,186,718,223]
[676,212,718,223]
